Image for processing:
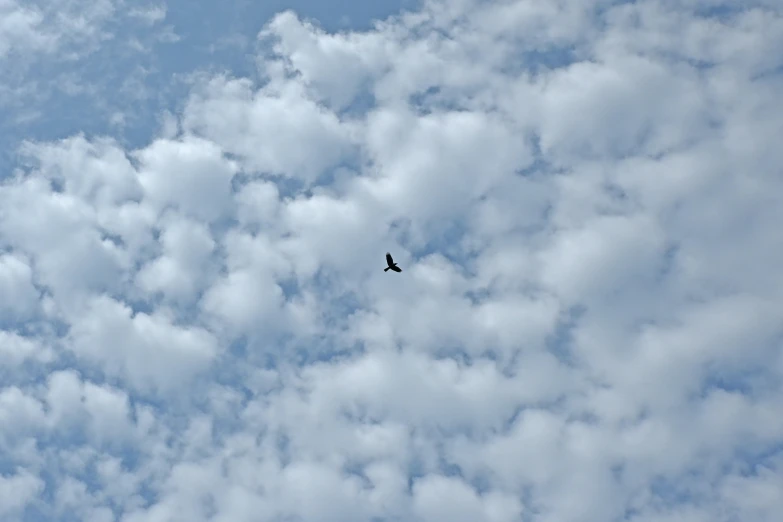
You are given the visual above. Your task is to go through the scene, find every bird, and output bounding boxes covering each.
[384,252,402,272]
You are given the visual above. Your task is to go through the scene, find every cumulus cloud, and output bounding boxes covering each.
[1,0,782,521]
[0,0,116,61]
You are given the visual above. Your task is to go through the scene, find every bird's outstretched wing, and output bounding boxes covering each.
[390,265,402,272]
[386,252,394,266]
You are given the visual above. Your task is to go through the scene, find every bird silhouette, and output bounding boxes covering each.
[384,252,402,272]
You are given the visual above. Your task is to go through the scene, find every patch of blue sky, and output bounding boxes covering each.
[1,0,418,178]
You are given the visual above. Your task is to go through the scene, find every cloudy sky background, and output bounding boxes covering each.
[1,0,782,521]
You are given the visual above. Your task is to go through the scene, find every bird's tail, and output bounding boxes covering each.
[384,267,390,272]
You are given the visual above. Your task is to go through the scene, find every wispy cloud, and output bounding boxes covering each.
[127,4,167,27]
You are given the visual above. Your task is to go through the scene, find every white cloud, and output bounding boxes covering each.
[65,295,219,393]
[135,213,217,305]
[0,0,782,521]
[182,75,356,182]
[0,252,41,323]
[127,4,166,26]
[412,473,523,522]
[0,0,116,61]
[0,0,54,58]
[0,331,53,371]
[362,107,534,223]
[0,468,44,518]
[135,136,238,223]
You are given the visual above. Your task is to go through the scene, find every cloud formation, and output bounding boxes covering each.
[1,0,782,521]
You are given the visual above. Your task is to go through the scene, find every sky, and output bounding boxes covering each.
[1,0,782,521]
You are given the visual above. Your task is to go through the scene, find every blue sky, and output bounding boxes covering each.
[1,1,783,521]
[0,0,416,172]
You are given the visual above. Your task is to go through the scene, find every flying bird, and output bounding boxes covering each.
[384,252,402,272]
